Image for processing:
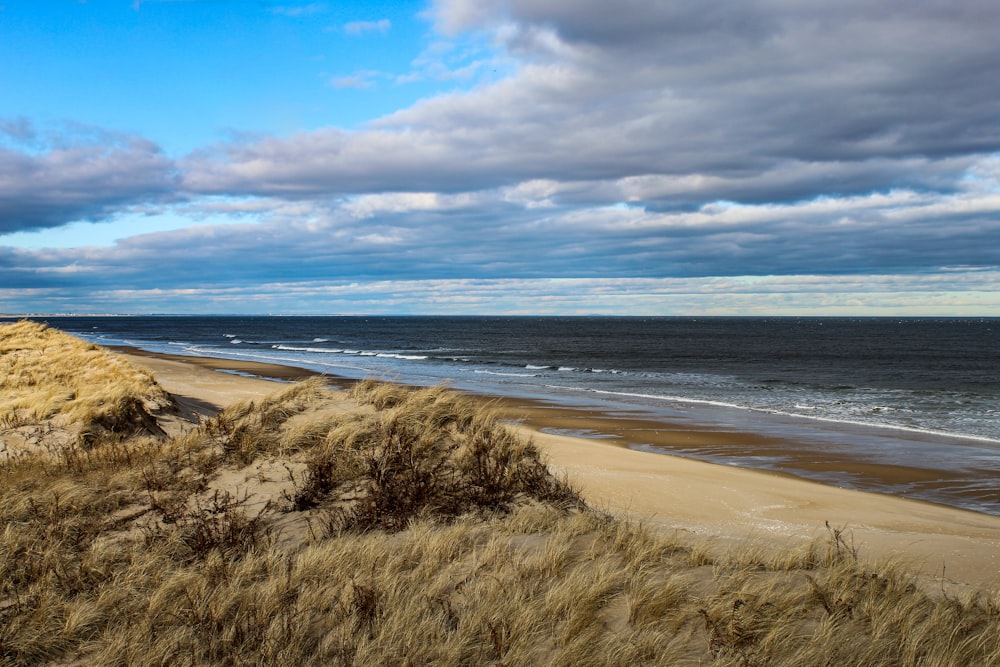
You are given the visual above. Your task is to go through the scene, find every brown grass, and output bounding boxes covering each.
[1,320,172,452]
[2,322,999,666]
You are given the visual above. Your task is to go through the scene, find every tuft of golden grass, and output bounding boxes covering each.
[2,324,999,666]
[1,320,172,450]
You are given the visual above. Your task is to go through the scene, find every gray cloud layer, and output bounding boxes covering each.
[3,186,998,294]
[182,0,1000,204]
[0,123,177,233]
[2,0,999,312]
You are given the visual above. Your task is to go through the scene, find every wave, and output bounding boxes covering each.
[761,408,1000,445]
[525,364,626,375]
[182,346,372,374]
[561,387,1000,445]
[268,344,427,361]
[272,344,344,354]
[583,387,746,411]
[474,370,539,378]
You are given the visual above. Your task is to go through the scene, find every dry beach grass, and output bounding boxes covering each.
[2,321,1000,665]
[0,320,173,455]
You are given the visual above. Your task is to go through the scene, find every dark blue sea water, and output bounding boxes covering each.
[16,315,1000,514]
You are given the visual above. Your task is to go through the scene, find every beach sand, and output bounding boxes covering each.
[118,348,1000,591]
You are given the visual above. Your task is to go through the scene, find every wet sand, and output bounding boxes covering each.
[116,347,1000,590]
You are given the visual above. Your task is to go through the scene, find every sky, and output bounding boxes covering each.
[1,0,999,316]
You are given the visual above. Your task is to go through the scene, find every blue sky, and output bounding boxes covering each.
[1,0,999,315]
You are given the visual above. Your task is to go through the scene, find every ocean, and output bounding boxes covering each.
[18,315,1000,515]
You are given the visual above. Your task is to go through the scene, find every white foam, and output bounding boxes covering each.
[272,344,341,354]
[475,370,538,378]
[574,387,1000,445]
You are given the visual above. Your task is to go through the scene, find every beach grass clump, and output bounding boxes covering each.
[2,324,1000,665]
[0,320,172,449]
[196,377,583,531]
[321,381,584,532]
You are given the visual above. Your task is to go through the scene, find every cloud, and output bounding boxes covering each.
[183,0,1000,210]
[0,124,178,234]
[329,71,380,90]
[271,3,327,18]
[3,272,997,316]
[4,0,1000,315]
[3,180,999,295]
[0,117,36,145]
[343,19,391,36]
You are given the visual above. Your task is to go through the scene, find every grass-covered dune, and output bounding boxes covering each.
[2,321,999,665]
[1,320,172,452]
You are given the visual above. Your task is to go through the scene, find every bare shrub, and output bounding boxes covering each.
[323,383,583,533]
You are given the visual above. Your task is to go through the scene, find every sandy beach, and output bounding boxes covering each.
[117,348,1000,591]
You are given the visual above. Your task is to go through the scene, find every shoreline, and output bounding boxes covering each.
[114,345,1000,590]
[113,345,1000,517]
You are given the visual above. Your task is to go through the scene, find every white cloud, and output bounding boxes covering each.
[271,3,327,18]
[329,71,380,89]
[341,191,483,217]
[343,19,391,35]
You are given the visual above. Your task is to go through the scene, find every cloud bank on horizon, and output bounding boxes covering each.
[1,0,999,315]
